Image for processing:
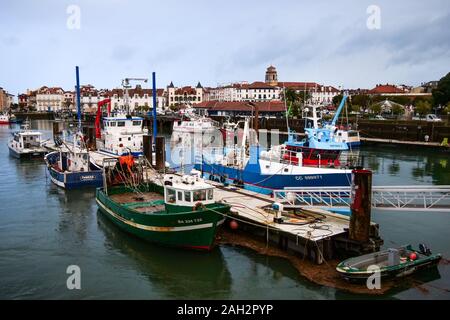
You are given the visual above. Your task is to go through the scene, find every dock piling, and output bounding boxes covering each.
[143,135,153,166]
[349,169,372,243]
[155,136,165,171]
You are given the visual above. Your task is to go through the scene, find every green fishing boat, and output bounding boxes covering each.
[336,244,442,282]
[96,157,230,250]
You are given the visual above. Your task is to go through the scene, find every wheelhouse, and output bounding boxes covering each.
[163,174,215,207]
[282,144,341,167]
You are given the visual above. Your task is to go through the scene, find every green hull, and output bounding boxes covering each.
[95,184,230,250]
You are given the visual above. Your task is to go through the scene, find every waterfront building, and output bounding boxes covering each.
[36,86,65,112]
[167,82,203,107]
[368,83,431,97]
[193,100,286,117]
[0,87,15,111]
[108,85,166,113]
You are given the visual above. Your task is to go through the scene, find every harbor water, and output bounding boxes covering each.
[0,120,449,299]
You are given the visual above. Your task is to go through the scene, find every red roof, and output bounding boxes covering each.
[107,88,164,97]
[368,84,405,94]
[174,86,197,95]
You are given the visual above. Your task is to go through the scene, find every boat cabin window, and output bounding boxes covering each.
[132,120,142,126]
[166,188,176,203]
[117,121,125,127]
[348,131,358,137]
[185,191,191,202]
[207,189,213,200]
[110,122,117,127]
[193,190,207,201]
[177,191,183,201]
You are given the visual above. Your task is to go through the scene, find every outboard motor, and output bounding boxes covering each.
[419,243,432,256]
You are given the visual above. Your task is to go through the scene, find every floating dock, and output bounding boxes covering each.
[202,179,383,264]
[360,137,449,150]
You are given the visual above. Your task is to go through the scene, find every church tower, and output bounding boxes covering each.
[265,65,278,86]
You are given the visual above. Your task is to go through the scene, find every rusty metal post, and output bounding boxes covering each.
[88,127,95,149]
[349,169,372,243]
[52,122,60,138]
[143,135,153,166]
[155,136,165,170]
[254,103,259,133]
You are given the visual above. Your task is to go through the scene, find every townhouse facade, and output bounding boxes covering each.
[167,82,203,107]
[0,87,15,111]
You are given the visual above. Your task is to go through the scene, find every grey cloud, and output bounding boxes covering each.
[335,13,450,67]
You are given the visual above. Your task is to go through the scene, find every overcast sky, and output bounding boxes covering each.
[1,0,449,95]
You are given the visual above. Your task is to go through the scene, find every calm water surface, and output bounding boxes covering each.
[0,120,449,299]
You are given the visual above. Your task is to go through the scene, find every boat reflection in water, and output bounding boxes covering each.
[96,211,232,299]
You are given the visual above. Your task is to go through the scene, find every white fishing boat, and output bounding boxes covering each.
[0,113,11,124]
[93,78,148,166]
[8,121,47,159]
[173,116,220,134]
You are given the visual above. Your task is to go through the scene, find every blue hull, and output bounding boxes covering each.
[347,141,361,148]
[195,162,352,195]
[46,152,103,189]
[47,166,103,189]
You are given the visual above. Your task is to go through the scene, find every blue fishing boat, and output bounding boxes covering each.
[44,66,103,189]
[45,147,103,189]
[323,94,360,148]
[194,119,352,195]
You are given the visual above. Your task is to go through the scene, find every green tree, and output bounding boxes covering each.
[283,88,305,118]
[415,100,432,115]
[443,102,450,115]
[432,72,450,109]
[369,103,382,114]
[392,104,404,115]
[351,94,370,109]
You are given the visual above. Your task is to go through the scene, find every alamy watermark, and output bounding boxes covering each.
[366,5,381,30]
[366,265,381,290]
[66,5,81,30]
[66,265,81,290]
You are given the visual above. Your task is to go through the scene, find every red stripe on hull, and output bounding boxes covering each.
[182,245,213,251]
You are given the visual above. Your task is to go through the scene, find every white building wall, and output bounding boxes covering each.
[36,93,65,111]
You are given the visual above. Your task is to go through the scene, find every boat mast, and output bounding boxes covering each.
[75,66,81,130]
[152,72,157,139]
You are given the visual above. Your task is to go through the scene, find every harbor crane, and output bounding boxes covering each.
[121,77,148,114]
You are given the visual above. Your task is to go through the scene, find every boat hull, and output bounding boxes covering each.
[96,186,229,250]
[48,167,103,189]
[347,141,361,148]
[45,152,103,189]
[336,246,442,282]
[195,162,352,195]
[8,146,46,159]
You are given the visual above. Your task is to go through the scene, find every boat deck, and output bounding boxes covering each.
[109,192,165,213]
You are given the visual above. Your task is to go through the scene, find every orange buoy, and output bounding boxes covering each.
[229,220,239,230]
[409,252,417,261]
